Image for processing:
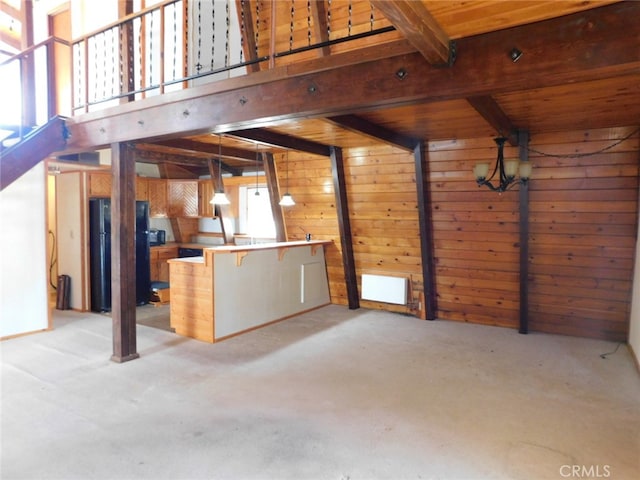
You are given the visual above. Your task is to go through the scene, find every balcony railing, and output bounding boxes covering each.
[0,36,70,146]
[70,0,396,114]
[1,0,397,130]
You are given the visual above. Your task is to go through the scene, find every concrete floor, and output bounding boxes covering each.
[1,305,639,480]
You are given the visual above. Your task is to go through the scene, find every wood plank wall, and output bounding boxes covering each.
[277,151,346,304]
[527,127,639,342]
[279,127,639,342]
[428,138,521,328]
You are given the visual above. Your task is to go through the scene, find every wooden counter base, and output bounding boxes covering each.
[168,241,332,343]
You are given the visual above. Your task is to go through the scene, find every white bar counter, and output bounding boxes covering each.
[167,240,332,342]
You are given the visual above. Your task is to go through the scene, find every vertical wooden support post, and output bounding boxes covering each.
[207,159,235,244]
[111,142,139,363]
[518,130,530,334]
[119,1,135,103]
[414,142,437,319]
[263,152,287,242]
[330,146,359,309]
[21,0,35,129]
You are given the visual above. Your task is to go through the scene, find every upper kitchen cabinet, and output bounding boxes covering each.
[88,172,111,197]
[198,180,215,218]
[167,180,199,218]
[88,172,148,201]
[148,178,168,218]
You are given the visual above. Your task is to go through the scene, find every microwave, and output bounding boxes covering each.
[149,229,166,246]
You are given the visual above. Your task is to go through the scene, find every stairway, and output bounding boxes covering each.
[0,116,69,191]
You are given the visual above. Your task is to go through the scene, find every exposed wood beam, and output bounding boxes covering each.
[235,0,260,73]
[518,130,530,334]
[208,159,235,244]
[310,0,330,57]
[134,145,241,176]
[1,1,21,20]
[0,26,21,50]
[153,138,259,163]
[65,3,640,150]
[327,114,418,151]
[228,128,331,157]
[262,152,286,242]
[414,142,436,320]
[372,0,453,66]
[110,142,139,363]
[466,96,518,146]
[330,146,358,309]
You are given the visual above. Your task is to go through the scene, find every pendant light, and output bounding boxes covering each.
[279,151,295,206]
[210,135,230,205]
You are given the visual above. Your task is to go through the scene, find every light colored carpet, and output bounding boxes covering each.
[1,305,639,480]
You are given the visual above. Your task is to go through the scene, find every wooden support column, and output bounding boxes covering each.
[518,131,530,334]
[263,152,286,242]
[414,142,437,320]
[208,159,235,245]
[330,146,359,309]
[111,142,139,363]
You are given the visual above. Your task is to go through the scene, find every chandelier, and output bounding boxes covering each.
[473,137,532,192]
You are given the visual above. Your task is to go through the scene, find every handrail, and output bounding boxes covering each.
[0,36,70,67]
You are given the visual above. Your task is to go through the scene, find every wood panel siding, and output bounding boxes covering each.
[428,138,522,328]
[527,127,639,342]
[343,145,423,314]
[276,151,346,305]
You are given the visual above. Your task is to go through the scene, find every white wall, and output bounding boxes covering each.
[0,164,49,338]
[628,188,640,366]
[55,172,87,310]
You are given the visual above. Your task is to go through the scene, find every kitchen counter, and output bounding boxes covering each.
[167,240,332,342]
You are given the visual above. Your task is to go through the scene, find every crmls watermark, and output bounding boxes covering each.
[559,465,611,478]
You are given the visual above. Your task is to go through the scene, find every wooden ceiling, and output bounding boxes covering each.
[66,1,639,175]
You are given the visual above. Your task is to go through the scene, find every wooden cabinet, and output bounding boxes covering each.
[88,172,111,197]
[136,177,148,201]
[88,172,148,201]
[198,180,215,218]
[148,178,168,218]
[150,245,178,282]
[167,180,199,218]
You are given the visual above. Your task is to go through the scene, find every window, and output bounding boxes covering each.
[239,186,276,239]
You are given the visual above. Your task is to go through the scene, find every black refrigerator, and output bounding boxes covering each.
[89,198,151,312]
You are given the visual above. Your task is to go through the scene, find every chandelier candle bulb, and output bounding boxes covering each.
[519,162,532,179]
[473,163,489,180]
[505,160,519,177]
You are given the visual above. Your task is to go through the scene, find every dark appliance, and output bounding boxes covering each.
[89,198,151,312]
[178,247,203,258]
[149,229,166,246]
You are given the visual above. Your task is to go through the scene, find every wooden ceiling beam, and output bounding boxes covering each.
[327,114,418,151]
[153,138,259,163]
[1,2,21,20]
[228,128,331,157]
[134,145,242,176]
[65,2,640,150]
[466,96,519,146]
[372,0,453,66]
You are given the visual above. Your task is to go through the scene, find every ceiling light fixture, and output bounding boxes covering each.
[473,137,532,192]
[210,135,230,205]
[279,151,295,206]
